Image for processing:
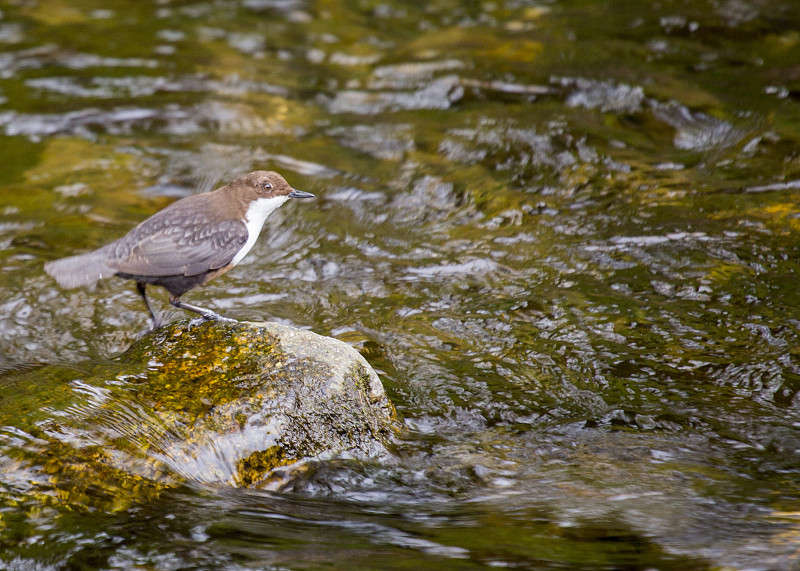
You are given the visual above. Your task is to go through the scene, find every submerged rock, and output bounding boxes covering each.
[0,321,398,503]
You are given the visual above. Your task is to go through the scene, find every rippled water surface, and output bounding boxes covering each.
[2,0,800,568]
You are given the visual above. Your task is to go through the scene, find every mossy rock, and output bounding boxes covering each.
[0,321,398,507]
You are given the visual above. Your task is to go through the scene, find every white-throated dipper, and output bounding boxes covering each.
[44,170,314,328]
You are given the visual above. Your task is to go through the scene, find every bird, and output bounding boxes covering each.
[44,170,314,328]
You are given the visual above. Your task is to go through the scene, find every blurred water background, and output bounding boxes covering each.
[2,0,800,568]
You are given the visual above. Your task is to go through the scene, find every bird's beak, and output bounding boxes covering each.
[288,189,315,198]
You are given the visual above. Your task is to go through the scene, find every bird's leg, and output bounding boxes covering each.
[136,282,161,329]
[168,293,237,323]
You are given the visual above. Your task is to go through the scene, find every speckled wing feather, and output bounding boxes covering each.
[105,194,248,277]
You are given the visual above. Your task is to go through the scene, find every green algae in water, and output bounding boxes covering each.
[1,0,800,568]
[0,319,397,526]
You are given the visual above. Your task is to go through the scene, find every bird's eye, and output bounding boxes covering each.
[262,183,272,192]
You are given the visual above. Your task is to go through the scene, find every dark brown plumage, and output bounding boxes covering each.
[45,170,314,327]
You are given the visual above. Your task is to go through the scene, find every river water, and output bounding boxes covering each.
[2,0,800,568]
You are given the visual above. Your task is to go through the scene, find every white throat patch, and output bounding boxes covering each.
[230,195,289,266]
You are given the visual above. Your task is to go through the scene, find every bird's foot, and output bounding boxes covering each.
[187,312,237,329]
[168,296,237,326]
[203,311,237,323]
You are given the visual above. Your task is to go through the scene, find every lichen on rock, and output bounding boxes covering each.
[0,320,399,502]
[123,320,398,488]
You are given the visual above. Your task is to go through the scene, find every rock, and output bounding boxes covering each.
[0,320,398,503]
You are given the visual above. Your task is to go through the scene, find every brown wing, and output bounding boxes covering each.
[104,195,248,277]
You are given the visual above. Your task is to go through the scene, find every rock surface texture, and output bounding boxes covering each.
[0,321,398,500]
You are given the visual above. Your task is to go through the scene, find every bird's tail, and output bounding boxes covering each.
[44,249,116,289]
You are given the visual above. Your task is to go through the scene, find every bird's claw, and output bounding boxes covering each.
[205,312,237,323]
[187,313,237,329]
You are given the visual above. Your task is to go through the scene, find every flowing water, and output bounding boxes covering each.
[2,0,800,568]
